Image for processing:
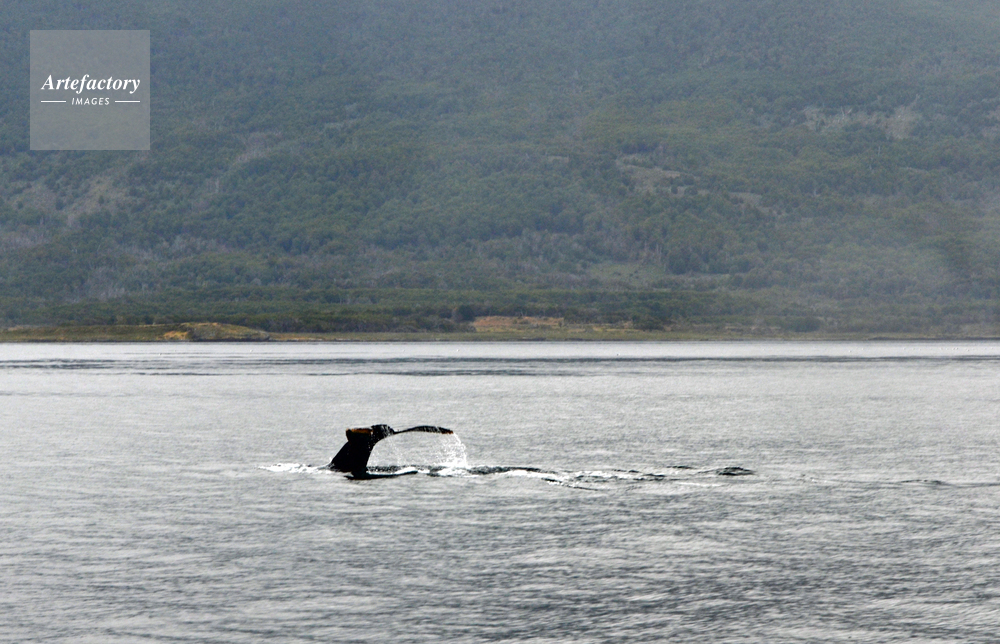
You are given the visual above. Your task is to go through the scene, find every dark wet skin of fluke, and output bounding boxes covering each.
[327,424,453,478]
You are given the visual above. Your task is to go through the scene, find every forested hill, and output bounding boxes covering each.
[4,0,1000,334]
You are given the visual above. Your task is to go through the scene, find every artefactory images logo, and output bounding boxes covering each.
[39,74,142,101]
[30,30,150,150]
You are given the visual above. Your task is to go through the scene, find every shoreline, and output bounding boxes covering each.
[0,322,998,343]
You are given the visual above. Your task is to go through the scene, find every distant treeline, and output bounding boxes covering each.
[2,0,1000,333]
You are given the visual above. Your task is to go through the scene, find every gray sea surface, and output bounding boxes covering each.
[2,341,999,643]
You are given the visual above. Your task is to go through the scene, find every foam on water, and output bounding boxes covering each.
[430,466,468,477]
[259,462,321,474]
[262,460,758,490]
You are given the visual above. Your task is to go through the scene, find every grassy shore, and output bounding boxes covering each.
[0,322,270,342]
[0,319,997,342]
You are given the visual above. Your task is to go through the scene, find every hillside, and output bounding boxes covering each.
[4,0,1000,334]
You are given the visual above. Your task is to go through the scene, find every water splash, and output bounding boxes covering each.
[368,431,468,469]
[438,434,469,467]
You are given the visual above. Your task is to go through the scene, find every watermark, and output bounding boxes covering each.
[30,30,149,150]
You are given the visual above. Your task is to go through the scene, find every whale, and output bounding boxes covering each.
[327,424,453,477]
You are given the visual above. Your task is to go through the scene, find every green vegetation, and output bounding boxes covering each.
[3,0,1000,336]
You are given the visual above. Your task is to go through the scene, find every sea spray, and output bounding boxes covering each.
[438,433,469,468]
[369,431,469,469]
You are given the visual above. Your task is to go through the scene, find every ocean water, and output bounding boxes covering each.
[1,341,999,643]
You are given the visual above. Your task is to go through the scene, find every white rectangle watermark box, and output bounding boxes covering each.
[30,30,150,150]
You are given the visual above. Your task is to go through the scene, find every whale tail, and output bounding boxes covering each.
[327,424,453,475]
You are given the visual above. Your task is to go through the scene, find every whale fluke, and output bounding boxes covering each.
[327,424,453,475]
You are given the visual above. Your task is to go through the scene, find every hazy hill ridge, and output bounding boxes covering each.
[3,0,1000,334]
